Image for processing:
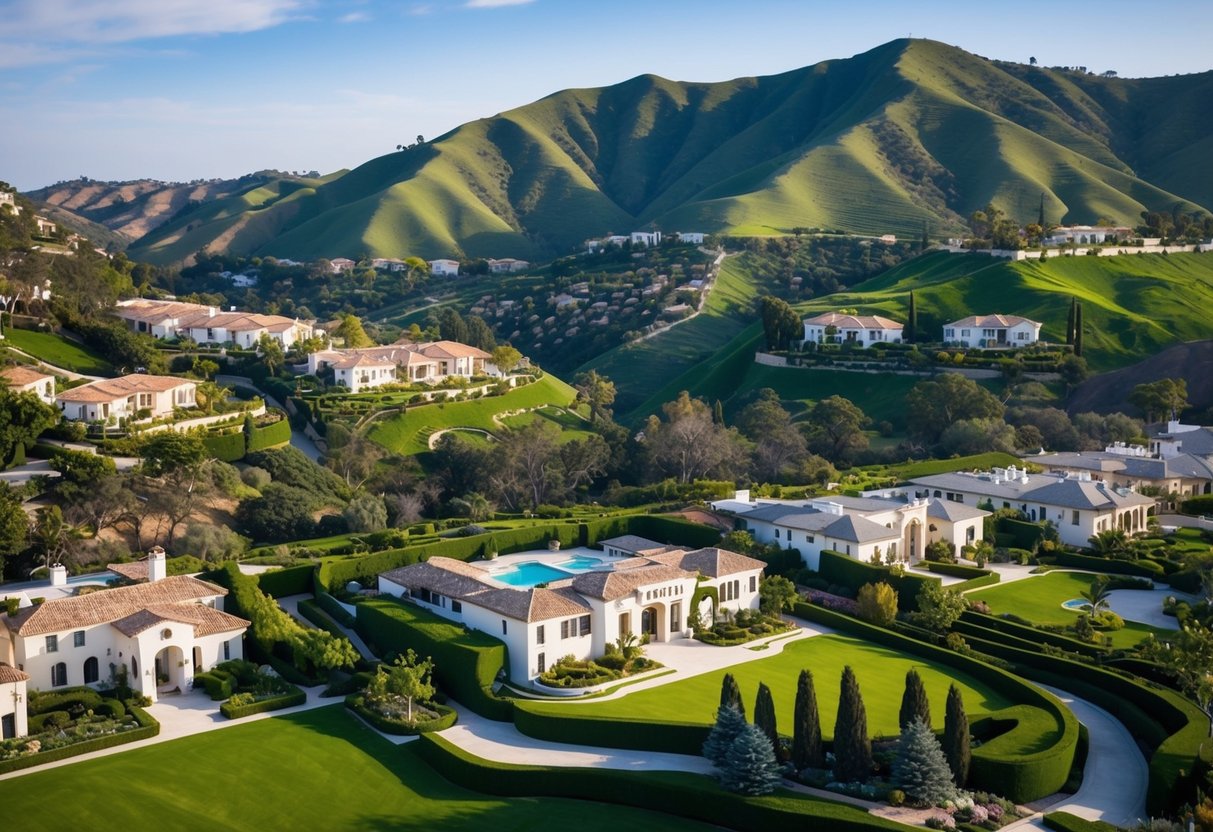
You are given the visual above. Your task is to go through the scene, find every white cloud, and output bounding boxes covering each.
[0,0,303,45]
[338,10,371,23]
[465,0,535,8]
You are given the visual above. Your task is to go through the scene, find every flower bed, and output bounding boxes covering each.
[695,610,795,646]
[346,693,457,735]
[0,691,159,774]
[536,652,663,689]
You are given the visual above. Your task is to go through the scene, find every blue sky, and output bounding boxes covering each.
[1,0,1210,191]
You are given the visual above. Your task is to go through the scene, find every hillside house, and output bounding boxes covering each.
[371,258,406,272]
[378,542,764,684]
[1148,420,1213,461]
[0,191,21,216]
[0,549,248,727]
[1031,445,1213,497]
[631,230,662,247]
[429,259,460,277]
[802,312,904,346]
[676,232,705,244]
[488,258,530,274]
[901,466,1154,548]
[114,299,313,348]
[56,374,196,422]
[307,340,493,391]
[329,258,356,274]
[329,354,398,394]
[1044,226,1132,246]
[34,217,56,236]
[0,365,56,404]
[942,315,1041,348]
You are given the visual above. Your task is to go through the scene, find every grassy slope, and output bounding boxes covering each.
[967,571,1170,649]
[0,706,711,832]
[367,373,578,455]
[520,634,1014,740]
[4,329,113,375]
[127,40,1213,264]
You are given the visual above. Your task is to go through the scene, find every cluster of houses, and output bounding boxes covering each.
[378,536,765,684]
[323,257,531,279]
[1,363,197,423]
[306,340,496,394]
[585,230,705,253]
[801,311,1043,350]
[114,299,314,349]
[1,547,250,739]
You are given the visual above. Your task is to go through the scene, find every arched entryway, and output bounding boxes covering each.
[154,644,185,695]
[903,519,922,562]
[640,604,668,642]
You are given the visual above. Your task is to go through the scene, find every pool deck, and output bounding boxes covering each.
[470,546,633,588]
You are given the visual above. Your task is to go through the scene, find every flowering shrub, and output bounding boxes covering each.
[925,815,955,830]
[804,589,859,615]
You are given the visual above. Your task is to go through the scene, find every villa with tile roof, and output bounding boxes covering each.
[901,465,1154,548]
[802,312,903,346]
[56,374,196,422]
[306,340,494,393]
[378,541,764,684]
[0,550,248,732]
[942,315,1041,349]
[0,662,29,739]
[1,364,55,404]
[114,299,314,348]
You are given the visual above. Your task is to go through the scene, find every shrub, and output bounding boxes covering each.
[893,718,957,805]
[220,687,306,719]
[718,723,783,796]
[241,466,272,489]
[856,582,898,626]
[96,699,126,718]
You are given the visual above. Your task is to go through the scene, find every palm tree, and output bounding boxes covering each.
[32,505,82,571]
[1088,528,1129,557]
[1080,576,1112,616]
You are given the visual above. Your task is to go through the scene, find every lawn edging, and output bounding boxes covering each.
[414,732,913,832]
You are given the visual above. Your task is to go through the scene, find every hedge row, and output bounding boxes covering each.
[1045,552,1164,579]
[297,598,349,640]
[219,687,306,719]
[513,704,710,756]
[1041,812,1120,832]
[790,601,1078,803]
[957,611,1106,658]
[955,623,1210,815]
[193,670,235,700]
[1180,495,1213,516]
[415,734,911,832]
[316,592,356,627]
[354,597,513,721]
[247,417,291,452]
[256,564,315,598]
[200,414,291,462]
[921,561,993,579]
[346,696,458,734]
[997,518,1046,550]
[818,550,939,610]
[202,430,245,462]
[0,705,159,774]
[951,572,1001,592]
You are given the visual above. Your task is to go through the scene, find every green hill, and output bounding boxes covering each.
[119,39,1211,265]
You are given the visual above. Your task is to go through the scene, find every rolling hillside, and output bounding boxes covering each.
[82,38,1211,265]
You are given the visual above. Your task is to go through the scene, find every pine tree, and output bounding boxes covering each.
[1066,297,1076,345]
[899,668,932,730]
[1073,302,1084,357]
[718,723,784,796]
[833,665,873,782]
[792,669,824,769]
[703,705,748,767]
[713,399,725,426]
[893,718,957,805]
[942,684,971,787]
[754,682,779,757]
[921,221,930,253]
[907,291,918,343]
[720,673,745,719]
[1038,192,1046,229]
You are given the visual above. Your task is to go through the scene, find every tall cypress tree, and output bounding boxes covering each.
[833,665,873,782]
[792,669,824,769]
[720,673,745,720]
[1066,297,1077,345]
[1073,302,1084,357]
[906,291,918,343]
[713,399,725,426]
[1038,192,1046,229]
[943,684,971,787]
[754,682,779,757]
[899,668,932,730]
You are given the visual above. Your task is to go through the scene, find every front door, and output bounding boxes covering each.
[641,608,657,636]
[2,713,14,740]
[670,602,682,634]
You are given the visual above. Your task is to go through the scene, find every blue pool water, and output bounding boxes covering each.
[1061,598,1092,611]
[559,556,603,571]
[493,562,572,587]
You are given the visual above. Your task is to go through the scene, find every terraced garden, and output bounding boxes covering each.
[2,328,113,375]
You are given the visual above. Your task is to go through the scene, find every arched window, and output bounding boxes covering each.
[83,656,99,685]
[51,662,67,687]
[131,657,138,678]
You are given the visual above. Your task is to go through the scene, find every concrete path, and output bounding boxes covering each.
[1107,587,1186,630]
[1004,685,1149,830]
[0,685,334,782]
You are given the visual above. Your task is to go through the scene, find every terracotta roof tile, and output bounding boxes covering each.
[1,365,53,386]
[56,374,194,403]
[644,547,766,578]
[110,604,248,638]
[0,662,29,684]
[571,564,692,601]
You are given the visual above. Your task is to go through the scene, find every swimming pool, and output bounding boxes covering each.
[492,561,573,587]
[1061,598,1092,611]
[558,555,604,572]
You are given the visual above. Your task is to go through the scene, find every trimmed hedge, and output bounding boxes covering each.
[317,592,356,627]
[219,687,306,719]
[256,564,315,598]
[193,671,235,701]
[513,705,711,756]
[955,629,1211,814]
[997,518,1046,550]
[202,430,246,462]
[818,550,938,610]
[0,705,159,774]
[28,687,103,715]
[1180,495,1213,516]
[415,733,912,832]
[346,695,458,734]
[1047,551,1164,579]
[921,561,1001,592]
[790,601,1078,803]
[957,611,1106,658]
[1042,812,1120,832]
[297,598,349,640]
[248,415,291,451]
[355,597,513,721]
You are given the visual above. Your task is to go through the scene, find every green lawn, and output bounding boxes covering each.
[499,406,596,444]
[968,571,1171,649]
[3,329,112,375]
[367,372,578,455]
[519,634,1014,740]
[0,706,712,832]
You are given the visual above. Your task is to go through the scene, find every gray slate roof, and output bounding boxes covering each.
[821,514,900,544]
[927,499,990,522]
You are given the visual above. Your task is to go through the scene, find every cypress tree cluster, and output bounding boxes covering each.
[943,684,971,787]
[792,669,824,770]
[720,673,745,719]
[833,665,873,782]
[753,682,779,757]
[899,668,932,730]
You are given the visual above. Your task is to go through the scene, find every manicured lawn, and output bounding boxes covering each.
[368,372,578,455]
[0,706,712,832]
[499,406,596,444]
[4,329,112,375]
[520,634,1014,740]
[968,571,1170,648]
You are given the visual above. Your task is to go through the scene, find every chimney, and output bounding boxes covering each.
[208,306,216,317]
[49,564,67,587]
[148,546,167,582]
